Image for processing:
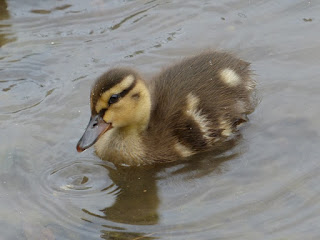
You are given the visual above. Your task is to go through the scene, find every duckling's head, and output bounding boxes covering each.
[76,68,151,152]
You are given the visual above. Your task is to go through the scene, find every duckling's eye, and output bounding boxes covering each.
[108,94,120,105]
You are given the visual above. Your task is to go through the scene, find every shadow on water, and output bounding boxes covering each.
[80,137,241,239]
[0,0,16,47]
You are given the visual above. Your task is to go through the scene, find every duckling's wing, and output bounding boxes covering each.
[149,51,256,152]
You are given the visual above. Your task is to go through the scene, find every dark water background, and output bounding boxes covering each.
[1,0,320,239]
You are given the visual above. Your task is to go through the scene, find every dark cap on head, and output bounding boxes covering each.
[90,68,138,114]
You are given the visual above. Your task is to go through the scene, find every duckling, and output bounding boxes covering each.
[76,51,256,165]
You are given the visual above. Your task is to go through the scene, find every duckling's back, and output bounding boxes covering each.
[146,51,256,161]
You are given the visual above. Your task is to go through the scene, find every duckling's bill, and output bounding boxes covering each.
[76,114,112,152]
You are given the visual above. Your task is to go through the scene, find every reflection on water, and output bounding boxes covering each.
[1,0,320,239]
[38,138,239,240]
[30,4,72,15]
[0,0,15,46]
[84,166,160,226]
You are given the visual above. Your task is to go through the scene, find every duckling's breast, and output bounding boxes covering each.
[94,128,147,165]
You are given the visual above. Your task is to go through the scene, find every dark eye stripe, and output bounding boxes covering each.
[91,69,140,115]
[108,79,137,106]
[93,77,138,115]
[119,78,137,98]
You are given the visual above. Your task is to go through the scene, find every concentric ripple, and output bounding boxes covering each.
[42,160,116,197]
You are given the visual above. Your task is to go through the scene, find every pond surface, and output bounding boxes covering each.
[1,0,320,239]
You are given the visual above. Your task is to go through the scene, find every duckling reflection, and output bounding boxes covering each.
[82,137,240,229]
[0,0,16,47]
[83,165,159,225]
[103,166,160,225]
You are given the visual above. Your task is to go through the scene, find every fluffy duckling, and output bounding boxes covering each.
[77,51,256,165]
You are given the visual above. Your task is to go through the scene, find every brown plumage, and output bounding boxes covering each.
[76,51,256,165]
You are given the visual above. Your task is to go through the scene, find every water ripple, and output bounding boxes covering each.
[42,160,114,197]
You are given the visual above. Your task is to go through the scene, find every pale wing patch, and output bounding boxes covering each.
[174,142,194,157]
[186,93,212,141]
[219,68,241,87]
[186,93,200,111]
[96,75,135,113]
[220,119,232,137]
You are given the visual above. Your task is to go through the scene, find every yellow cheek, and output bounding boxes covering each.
[103,101,136,127]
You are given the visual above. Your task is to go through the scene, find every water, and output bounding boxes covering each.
[1,0,320,239]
